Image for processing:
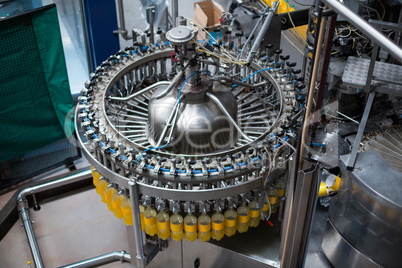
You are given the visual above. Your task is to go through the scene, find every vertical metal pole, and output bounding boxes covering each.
[298,6,327,168]
[172,0,178,27]
[128,180,147,268]
[147,7,155,44]
[346,43,379,170]
[19,206,44,268]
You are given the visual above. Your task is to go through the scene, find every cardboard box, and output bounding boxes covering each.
[194,0,224,39]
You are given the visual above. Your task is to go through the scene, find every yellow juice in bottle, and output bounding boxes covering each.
[104,185,116,212]
[224,208,237,237]
[248,199,260,228]
[258,192,270,218]
[198,213,211,242]
[96,178,108,203]
[184,213,197,242]
[143,206,157,236]
[112,191,124,219]
[211,211,225,241]
[121,196,133,226]
[139,204,145,231]
[91,166,101,187]
[236,204,250,233]
[170,212,184,241]
[275,179,286,197]
[156,210,170,240]
[268,187,279,214]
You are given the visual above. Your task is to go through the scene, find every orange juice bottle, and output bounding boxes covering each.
[156,209,170,240]
[184,212,197,242]
[143,205,157,236]
[121,195,133,226]
[268,186,279,214]
[236,203,250,233]
[248,199,260,228]
[96,178,108,203]
[198,212,211,242]
[91,166,101,187]
[104,184,116,212]
[170,212,184,241]
[258,192,270,218]
[111,190,124,219]
[224,207,237,237]
[211,210,225,241]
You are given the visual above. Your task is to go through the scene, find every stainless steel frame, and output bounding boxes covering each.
[16,170,132,268]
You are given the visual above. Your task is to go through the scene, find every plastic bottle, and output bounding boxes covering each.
[96,178,108,203]
[211,210,225,241]
[156,209,170,240]
[170,212,184,241]
[121,196,133,226]
[236,203,250,233]
[268,186,279,214]
[104,184,116,212]
[143,205,157,236]
[111,191,124,219]
[248,199,260,228]
[139,203,145,231]
[184,213,197,242]
[91,166,101,187]
[224,207,237,237]
[275,179,286,197]
[198,212,211,242]
[258,192,271,218]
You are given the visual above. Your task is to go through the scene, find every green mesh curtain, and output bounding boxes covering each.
[0,4,74,163]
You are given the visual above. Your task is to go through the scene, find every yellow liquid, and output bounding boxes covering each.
[146,224,157,236]
[198,231,211,242]
[249,217,260,228]
[237,204,250,233]
[184,213,197,242]
[225,226,236,237]
[96,180,108,203]
[170,213,184,241]
[158,228,170,240]
[104,187,116,212]
[184,231,197,242]
[157,210,170,240]
[139,204,145,231]
[121,197,133,226]
[211,229,224,241]
[91,167,101,187]
[171,230,183,241]
[111,193,124,219]
[144,206,157,236]
[224,209,237,237]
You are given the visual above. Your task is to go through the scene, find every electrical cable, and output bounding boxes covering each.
[285,0,310,46]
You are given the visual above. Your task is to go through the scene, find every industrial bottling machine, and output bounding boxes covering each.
[10,0,401,267]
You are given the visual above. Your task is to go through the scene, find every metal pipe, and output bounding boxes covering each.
[315,14,337,113]
[213,76,267,89]
[19,207,43,268]
[155,70,184,99]
[128,180,147,268]
[206,92,253,142]
[298,9,327,168]
[110,81,170,101]
[16,170,92,268]
[321,0,402,63]
[59,251,131,268]
[246,1,279,63]
[147,6,155,44]
[172,0,178,27]
[237,6,268,60]
[114,0,131,40]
